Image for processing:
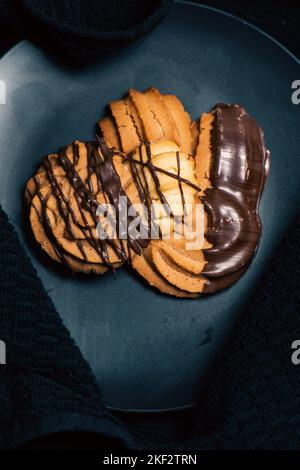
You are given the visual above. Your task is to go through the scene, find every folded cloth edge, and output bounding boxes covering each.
[18,0,174,41]
[0,412,135,449]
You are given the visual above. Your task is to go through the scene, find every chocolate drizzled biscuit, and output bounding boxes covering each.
[26,139,201,279]
[131,104,269,296]
[26,141,133,273]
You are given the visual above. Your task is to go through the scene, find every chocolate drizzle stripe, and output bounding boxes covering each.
[59,147,115,267]
[137,145,161,239]
[176,150,186,224]
[32,177,71,267]
[144,141,173,218]
[95,138,148,259]
[43,155,89,262]
[117,152,201,193]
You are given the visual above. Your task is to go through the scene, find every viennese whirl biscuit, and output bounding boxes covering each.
[26,88,269,296]
[131,104,269,295]
[26,141,130,273]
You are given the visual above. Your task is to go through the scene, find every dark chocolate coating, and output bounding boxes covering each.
[202,103,270,293]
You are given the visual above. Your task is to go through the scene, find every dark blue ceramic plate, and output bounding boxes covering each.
[0,2,299,411]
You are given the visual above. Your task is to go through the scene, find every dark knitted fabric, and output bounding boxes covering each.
[0,206,133,449]
[0,0,173,61]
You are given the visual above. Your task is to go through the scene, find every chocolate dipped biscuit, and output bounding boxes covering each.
[131,105,269,296]
[196,103,270,293]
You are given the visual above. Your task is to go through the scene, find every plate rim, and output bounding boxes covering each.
[1,1,299,68]
[178,1,300,65]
